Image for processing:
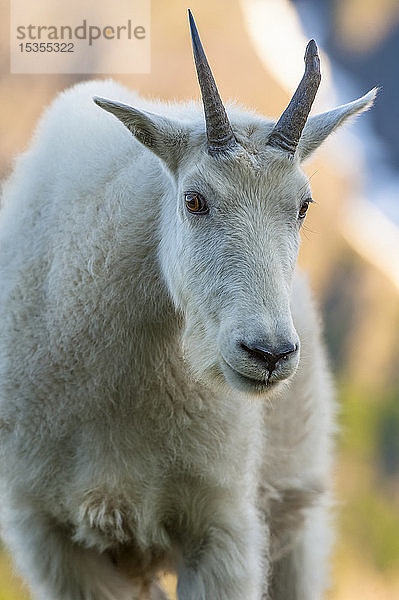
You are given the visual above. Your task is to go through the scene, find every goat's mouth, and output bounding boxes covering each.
[220,357,278,395]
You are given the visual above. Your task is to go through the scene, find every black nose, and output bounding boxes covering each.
[240,341,298,374]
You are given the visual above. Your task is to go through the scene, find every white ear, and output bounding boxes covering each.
[93,97,188,173]
[297,88,378,161]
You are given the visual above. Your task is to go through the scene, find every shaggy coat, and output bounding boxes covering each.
[0,73,374,600]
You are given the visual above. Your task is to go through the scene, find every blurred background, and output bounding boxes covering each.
[1,0,399,598]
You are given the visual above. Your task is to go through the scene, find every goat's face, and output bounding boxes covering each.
[159,144,307,394]
[93,11,375,395]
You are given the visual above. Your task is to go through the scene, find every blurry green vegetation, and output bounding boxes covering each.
[337,382,399,572]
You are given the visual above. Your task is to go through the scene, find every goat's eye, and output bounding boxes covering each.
[298,200,310,219]
[184,192,209,215]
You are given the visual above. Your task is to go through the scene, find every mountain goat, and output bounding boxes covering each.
[0,9,375,600]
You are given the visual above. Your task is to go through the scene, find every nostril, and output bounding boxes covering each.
[276,343,298,362]
[240,342,298,374]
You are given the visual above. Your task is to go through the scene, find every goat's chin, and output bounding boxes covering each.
[181,345,287,398]
[219,360,280,396]
[181,328,288,398]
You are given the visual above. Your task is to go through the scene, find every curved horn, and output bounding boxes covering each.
[188,10,237,154]
[267,40,321,155]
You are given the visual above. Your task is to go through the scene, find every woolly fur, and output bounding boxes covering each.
[0,79,375,599]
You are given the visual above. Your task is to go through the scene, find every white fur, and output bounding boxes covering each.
[0,78,374,600]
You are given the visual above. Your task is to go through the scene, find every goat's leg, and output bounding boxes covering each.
[1,497,140,600]
[176,506,266,600]
[267,502,333,600]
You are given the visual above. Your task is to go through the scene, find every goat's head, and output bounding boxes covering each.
[94,11,376,396]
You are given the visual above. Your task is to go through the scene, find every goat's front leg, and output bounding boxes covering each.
[1,492,140,600]
[267,501,332,600]
[176,504,266,600]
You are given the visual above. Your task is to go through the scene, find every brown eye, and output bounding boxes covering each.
[298,200,310,219]
[184,192,209,215]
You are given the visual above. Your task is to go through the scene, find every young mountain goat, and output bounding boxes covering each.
[0,10,375,600]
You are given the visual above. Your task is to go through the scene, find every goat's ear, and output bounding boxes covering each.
[297,88,378,161]
[93,97,188,174]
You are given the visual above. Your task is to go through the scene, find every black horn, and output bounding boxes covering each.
[267,40,321,155]
[188,9,237,154]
